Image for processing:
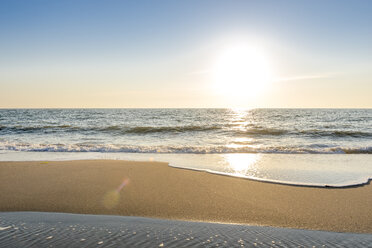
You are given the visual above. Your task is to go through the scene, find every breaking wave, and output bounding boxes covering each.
[1,142,371,154]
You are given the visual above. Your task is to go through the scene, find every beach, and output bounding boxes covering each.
[1,160,371,234]
[2,0,372,246]
[2,212,372,248]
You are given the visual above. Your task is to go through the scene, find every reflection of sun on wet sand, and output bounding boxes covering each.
[0,160,372,233]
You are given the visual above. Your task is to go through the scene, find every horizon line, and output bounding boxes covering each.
[1,107,371,110]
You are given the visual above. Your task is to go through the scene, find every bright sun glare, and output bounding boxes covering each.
[212,44,273,100]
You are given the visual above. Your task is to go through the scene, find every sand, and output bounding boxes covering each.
[0,160,372,233]
[1,212,372,248]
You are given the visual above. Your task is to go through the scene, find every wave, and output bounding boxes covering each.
[121,126,221,133]
[1,124,371,139]
[0,125,78,133]
[1,142,371,154]
[297,129,372,138]
[329,147,372,154]
[236,127,288,136]
[233,127,372,138]
[0,125,222,134]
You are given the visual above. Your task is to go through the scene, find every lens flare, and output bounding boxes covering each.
[103,178,130,209]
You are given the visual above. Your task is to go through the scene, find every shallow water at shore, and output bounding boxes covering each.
[1,152,371,187]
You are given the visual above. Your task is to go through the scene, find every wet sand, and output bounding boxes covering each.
[1,212,372,248]
[0,160,371,233]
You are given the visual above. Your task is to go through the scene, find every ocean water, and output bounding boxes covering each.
[0,108,371,187]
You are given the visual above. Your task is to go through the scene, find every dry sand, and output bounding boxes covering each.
[0,160,371,233]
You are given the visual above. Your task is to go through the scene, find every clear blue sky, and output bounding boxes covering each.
[1,0,371,108]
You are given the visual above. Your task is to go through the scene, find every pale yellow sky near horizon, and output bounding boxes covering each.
[1,77,371,108]
[1,48,371,109]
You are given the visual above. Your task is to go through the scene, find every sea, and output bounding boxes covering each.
[0,108,371,187]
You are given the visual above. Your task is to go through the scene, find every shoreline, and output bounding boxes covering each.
[1,160,372,233]
[168,164,372,189]
[2,153,372,188]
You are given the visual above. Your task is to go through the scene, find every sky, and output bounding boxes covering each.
[0,0,371,108]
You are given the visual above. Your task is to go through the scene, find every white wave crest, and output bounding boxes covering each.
[0,141,371,154]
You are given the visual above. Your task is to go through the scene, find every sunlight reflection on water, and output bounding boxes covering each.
[221,153,260,176]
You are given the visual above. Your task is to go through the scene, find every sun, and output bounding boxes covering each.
[212,43,273,100]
